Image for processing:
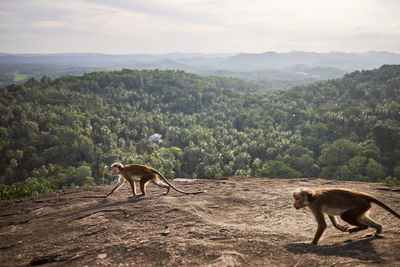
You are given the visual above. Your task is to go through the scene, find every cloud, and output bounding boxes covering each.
[33,21,66,29]
[0,0,399,53]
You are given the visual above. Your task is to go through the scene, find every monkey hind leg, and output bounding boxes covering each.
[152,176,170,195]
[139,175,154,196]
[340,209,369,233]
[360,214,383,238]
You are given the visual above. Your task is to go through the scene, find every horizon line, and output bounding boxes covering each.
[1,50,399,56]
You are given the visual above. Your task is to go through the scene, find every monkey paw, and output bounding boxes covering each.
[362,232,373,238]
[362,232,383,239]
[337,225,349,232]
[348,227,361,233]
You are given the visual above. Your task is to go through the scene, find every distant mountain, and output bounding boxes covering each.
[1,51,399,90]
[0,53,229,68]
[218,51,400,71]
[2,51,399,70]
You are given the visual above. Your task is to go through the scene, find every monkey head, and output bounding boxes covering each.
[293,188,314,209]
[110,162,124,176]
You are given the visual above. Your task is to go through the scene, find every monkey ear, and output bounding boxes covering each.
[307,193,314,203]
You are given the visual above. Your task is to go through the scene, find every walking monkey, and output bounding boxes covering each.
[106,162,204,198]
[293,187,400,245]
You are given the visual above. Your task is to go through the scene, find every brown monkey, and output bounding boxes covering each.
[106,162,204,198]
[293,187,400,245]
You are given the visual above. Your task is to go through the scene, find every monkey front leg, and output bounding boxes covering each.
[311,212,327,245]
[106,176,125,197]
[328,216,349,232]
[126,178,138,198]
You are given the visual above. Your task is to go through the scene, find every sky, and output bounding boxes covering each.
[0,0,399,54]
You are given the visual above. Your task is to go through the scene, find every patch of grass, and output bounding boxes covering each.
[13,73,28,82]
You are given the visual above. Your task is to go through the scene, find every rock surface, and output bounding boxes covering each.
[1,177,400,266]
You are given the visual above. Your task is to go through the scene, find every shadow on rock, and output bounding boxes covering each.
[65,197,145,223]
[285,237,385,262]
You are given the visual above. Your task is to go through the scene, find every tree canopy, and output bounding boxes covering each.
[1,65,400,199]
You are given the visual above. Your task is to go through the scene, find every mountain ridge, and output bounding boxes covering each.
[3,51,399,90]
[2,51,400,70]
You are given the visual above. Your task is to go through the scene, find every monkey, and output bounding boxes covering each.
[106,162,204,198]
[292,187,400,245]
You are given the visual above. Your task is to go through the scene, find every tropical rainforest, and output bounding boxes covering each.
[1,65,399,199]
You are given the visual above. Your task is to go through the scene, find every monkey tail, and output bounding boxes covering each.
[152,170,204,195]
[364,194,400,220]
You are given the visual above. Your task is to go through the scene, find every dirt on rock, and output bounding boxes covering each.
[1,177,400,266]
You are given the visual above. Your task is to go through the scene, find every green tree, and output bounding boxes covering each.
[339,156,367,181]
[365,159,386,182]
[257,160,301,178]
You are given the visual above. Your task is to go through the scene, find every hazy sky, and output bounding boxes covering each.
[1,0,399,54]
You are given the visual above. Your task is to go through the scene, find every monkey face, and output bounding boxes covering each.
[111,167,120,176]
[293,193,306,209]
[110,162,123,176]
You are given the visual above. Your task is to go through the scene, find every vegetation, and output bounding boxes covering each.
[1,65,400,199]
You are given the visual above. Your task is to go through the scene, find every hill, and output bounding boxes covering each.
[2,51,400,89]
[1,177,400,266]
[1,65,400,199]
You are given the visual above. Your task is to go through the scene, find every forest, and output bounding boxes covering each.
[1,65,399,199]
